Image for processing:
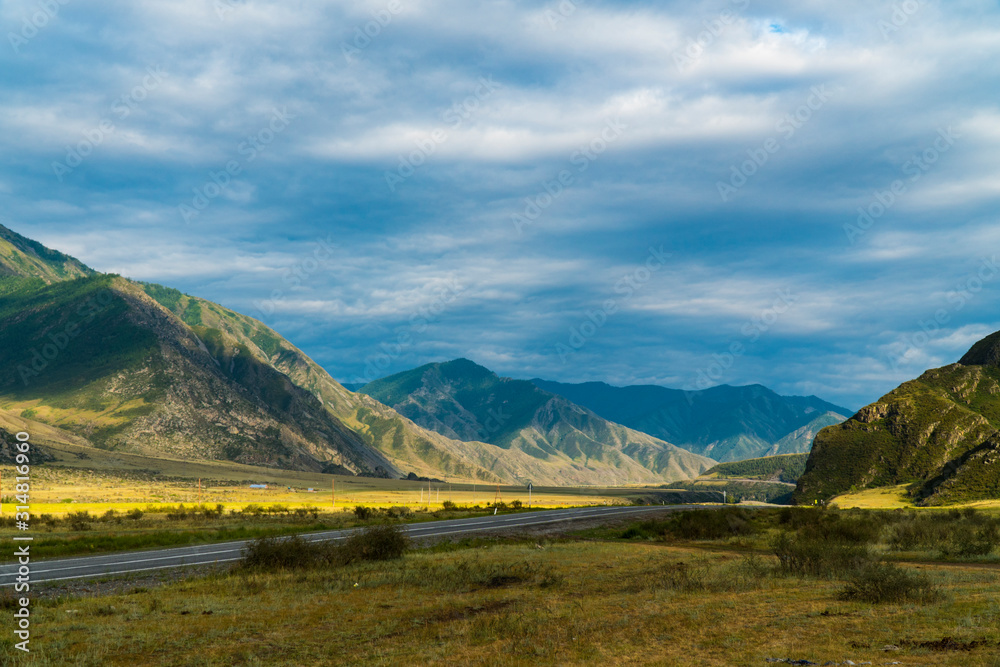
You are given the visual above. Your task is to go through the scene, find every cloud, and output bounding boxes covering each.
[3,0,1000,408]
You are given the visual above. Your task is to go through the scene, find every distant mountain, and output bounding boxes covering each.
[530,379,851,462]
[796,331,1000,506]
[358,359,715,485]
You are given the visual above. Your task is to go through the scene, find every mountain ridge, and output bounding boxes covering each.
[359,359,715,485]
[529,378,851,461]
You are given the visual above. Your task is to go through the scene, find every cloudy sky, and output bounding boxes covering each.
[3,0,999,410]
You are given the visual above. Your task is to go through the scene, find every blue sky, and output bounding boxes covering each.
[3,0,1000,410]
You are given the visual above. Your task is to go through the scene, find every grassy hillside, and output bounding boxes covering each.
[0,269,397,476]
[0,223,94,283]
[796,356,1000,506]
[705,453,808,483]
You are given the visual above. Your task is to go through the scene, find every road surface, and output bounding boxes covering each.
[0,504,701,586]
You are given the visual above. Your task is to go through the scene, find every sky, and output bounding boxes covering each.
[2,0,999,410]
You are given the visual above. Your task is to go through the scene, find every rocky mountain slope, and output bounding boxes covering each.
[531,379,850,461]
[359,359,716,485]
[795,332,1000,505]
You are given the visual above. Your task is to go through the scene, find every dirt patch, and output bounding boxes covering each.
[432,599,515,622]
[899,637,998,652]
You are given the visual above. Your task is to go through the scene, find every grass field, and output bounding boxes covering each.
[833,485,1000,510]
[6,508,1000,666]
[1,439,679,514]
[0,441,719,561]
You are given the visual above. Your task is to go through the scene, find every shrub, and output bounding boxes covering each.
[67,511,92,531]
[942,522,1000,557]
[240,535,332,571]
[126,509,144,521]
[839,561,939,604]
[663,508,757,540]
[353,505,373,520]
[772,532,871,577]
[239,524,409,572]
[441,500,457,511]
[337,524,409,565]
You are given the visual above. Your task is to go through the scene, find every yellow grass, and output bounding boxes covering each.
[0,440,637,517]
[831,484,915,509]
[7,540,1000,666]
[833,485,1000,511]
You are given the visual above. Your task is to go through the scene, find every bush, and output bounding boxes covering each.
[126,509,144,521]
[338,524,409,565]
[942,522,1000,557]
[627,508,758,541]
[353,505,373,520]
[441,500,457,511]
[839,561,939,604]
[239,524,409,572]
[772,532,871,577]
[67,511,92,531]
[240,535,332,571]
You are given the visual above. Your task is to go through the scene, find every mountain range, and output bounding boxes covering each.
[530,379,850,461]
[1,223,857,489]
[796,331,1000,505]
[0,224,710,486]
[358,359,715,485]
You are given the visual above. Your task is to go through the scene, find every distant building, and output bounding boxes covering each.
[249,484,268,489]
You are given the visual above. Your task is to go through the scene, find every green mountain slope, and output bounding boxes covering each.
[530,379,851,461]
[359,360,716,485]
[796,332,1000,505]
[0,224,413,476]
[0,224,94,283]
[705,453,808,483]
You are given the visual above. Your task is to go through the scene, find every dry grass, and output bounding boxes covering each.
[4,540,1000,666]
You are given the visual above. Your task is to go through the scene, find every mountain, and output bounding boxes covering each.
[3,223,663,485]
[0,224,517,481]
[795,330,1000,505]
[358,359,715,485]
[0,225,94,283]
[530,379,851,462]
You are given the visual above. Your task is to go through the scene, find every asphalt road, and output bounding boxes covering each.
[0,504,702,587]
